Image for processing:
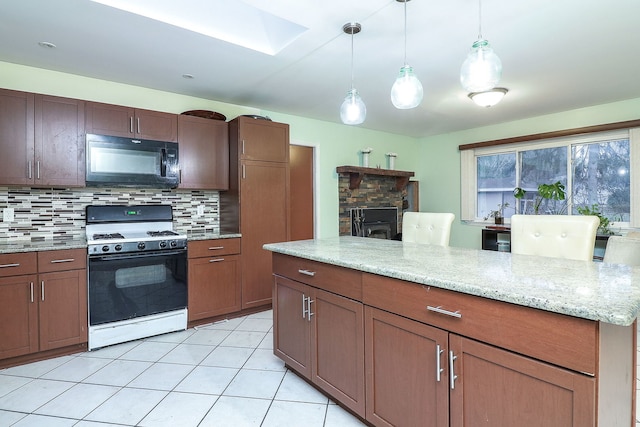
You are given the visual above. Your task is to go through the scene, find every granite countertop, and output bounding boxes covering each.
[264,236,640,326]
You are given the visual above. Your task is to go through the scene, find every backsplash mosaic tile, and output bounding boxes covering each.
[0,187,220,240]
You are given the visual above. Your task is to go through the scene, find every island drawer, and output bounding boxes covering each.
[188,238,241,258]
[362,273,597,375]
[38,249,86,273]
[0,252,37,277]
[273,253,362,301]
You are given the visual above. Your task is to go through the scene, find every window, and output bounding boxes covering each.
[462,129,638,229]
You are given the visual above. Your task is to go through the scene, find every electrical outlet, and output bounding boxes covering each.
[3,208,14,222]
[197,205,205,216]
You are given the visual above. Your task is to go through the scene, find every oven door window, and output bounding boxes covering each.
[88,250,187,325]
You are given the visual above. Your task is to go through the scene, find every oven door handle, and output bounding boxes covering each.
[89,249,186,261]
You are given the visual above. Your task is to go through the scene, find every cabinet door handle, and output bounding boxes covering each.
[242,140,245,155]
[436,344,444,382]
[130,116,134,133]
[30,282,34,303]
[137,117,141,134]
[449,350,458,390]
[0,263,20,268]
[427,305,462,318]
[208,246,225,250]
[307,297,314,322]
[298,269,316,277]
[302,294,308,319]
[36,161,40,180]
[50,258,75,264]
[41,281,45,302]
[242,164,246,179]
[28,160,32,179]
[209,258,224,263]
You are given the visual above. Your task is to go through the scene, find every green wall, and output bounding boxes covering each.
[3,61,639,246]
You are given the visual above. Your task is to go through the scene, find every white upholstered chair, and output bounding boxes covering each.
[603,235,640,266]
[402,212,455,246]
[510,214,599,261]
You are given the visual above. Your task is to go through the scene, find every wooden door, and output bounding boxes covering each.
[85,101,135,138]
[0,89,34,185]
[312,288,365,417]
[134,108,178,142]
[449,334,595,427]
[365,306,449,427]
[178,114,229,190]
[34,95,85,187]
[273,276,311,377]
[0,275,38,359]
[240,160,289,308]
[38,269,87,351]
[238,117,289,162]
[188,254,241,321]
[289,144,314,240]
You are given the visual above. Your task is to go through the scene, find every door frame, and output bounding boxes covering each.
[291,140,319,238]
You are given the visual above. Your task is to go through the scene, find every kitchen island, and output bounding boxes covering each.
[264,236,639,427]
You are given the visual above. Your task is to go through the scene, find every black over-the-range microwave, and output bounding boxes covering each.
[85,133,179,188]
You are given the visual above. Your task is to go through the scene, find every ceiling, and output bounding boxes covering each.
[2,0,639,138]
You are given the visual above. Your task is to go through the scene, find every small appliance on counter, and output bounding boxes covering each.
[86,204,188,350]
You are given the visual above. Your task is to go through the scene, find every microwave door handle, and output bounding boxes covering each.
[161,148,167,177]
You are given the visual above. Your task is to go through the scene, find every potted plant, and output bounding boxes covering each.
[513,181,567,214]
[576,204,613,235]
[484,202,510,224]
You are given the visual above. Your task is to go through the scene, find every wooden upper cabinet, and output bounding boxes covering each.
[236,117,289,162]
[34,95,85,187]
[177,114,229,190]
[0,89,34,185]
[86,101,177,142]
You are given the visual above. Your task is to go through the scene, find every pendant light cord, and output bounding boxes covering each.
[477,0,483,39]
[403,0,408,65]
[350,30,355,90]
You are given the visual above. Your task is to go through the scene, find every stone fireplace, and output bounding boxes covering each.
[338,167,413,239]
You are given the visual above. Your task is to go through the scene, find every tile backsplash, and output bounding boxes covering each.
[0,187,220,240]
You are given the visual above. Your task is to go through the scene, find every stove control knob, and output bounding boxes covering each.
[114,244,122,251]
[170,240,177,247]
[138,242,146,250]
[160,241,167,248]
[102,245,110,252]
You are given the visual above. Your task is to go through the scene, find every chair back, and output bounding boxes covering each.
[603,235,640,266]
[402,212,455,246]
[510,214,599,261]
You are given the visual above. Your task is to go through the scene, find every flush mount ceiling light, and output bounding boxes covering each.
[340,22,366,125]
[468,87,508,107]
[390,0,423,109]
[90,0,307,55]
[38,41,57,49]
[460,0,502,92]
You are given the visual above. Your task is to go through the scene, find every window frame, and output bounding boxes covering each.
[461,128,639,228]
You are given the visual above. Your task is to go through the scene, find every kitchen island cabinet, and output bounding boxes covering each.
[187,238,241,323]
[221,116,290,310]
[85,101,177,142]
[265,237,637,427]
[0,248,87,366]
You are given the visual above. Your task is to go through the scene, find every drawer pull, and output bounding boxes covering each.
[298,269,316,277]
[427,305,462,318]
[0,263,20,268]
[208,246,224,250]
[50,258,75,264]
[449,350,458,390]
[436,344,444,382]
[209,258,224,263]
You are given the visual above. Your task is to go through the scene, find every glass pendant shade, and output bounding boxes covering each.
[460,39,502,92]
[391,65,423,109]
[340,88,366,125]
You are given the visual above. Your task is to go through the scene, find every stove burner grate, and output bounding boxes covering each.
[92,233,124,240]
[147,230,179,237]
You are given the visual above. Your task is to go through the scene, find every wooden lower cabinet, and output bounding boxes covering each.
[274,275,365,417]
[0,274,39,359]
[365,306,449,427]
[187,238,241,322]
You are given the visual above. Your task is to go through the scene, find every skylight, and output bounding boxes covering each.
[90,0,307,55]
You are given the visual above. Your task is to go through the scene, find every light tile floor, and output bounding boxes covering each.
[0,310,367,427]
[1,310,638,426]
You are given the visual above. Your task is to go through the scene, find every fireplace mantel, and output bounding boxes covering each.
[336,166,415,191]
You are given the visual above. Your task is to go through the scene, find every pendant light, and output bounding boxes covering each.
[340,22,366,125]
[460,0,502,93]
[390,0,423,109]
